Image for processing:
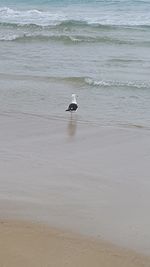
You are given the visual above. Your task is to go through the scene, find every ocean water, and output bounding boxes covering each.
[0,0,150,128]
[1,1,150,255]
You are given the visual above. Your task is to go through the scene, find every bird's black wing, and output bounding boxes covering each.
[66,103,78,111]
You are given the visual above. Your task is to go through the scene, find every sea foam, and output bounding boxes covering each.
[0,6,150,26]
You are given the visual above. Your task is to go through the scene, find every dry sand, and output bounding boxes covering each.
[0,220,150,267]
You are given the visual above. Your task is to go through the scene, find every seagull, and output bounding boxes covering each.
[66,94,78,112]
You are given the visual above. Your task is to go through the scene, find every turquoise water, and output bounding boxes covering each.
[0,0,150,127]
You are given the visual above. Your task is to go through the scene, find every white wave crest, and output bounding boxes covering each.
[0,7,67,26]
[85,78,150,89]
[0,6,150,27]
[0,33,20,41]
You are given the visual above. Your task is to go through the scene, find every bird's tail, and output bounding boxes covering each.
[65,108,70,111]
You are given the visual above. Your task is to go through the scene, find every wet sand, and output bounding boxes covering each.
[0,111,150,257]
[0,220,150,267]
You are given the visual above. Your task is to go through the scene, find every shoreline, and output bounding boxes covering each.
[0,219,150,267]
[0,112,150,256]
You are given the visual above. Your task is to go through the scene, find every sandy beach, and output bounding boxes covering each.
[0,220,150,267]
[1,0,150,264]
[0,111,150,265]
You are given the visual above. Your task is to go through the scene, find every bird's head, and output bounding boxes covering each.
[71,94,77,104]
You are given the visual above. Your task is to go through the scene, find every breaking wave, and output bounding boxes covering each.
[58,76,150,90]
[0,7,150,27]
[1,73,149,90]
[0,6,150,45]
[0,32,138,44]
[0,23,149,46]
[84,78,150,89]
[85,78,150,89]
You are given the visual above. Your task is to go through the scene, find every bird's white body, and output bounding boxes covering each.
[65,94,78,112]
[71,94,77,104]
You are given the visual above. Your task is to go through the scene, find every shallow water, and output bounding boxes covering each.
[0,0,150,128]
[0,1,150,254]
[0,113,150,255]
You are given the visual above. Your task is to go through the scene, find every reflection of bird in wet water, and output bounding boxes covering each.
[67,115,77,137]
[65,94,78,112]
